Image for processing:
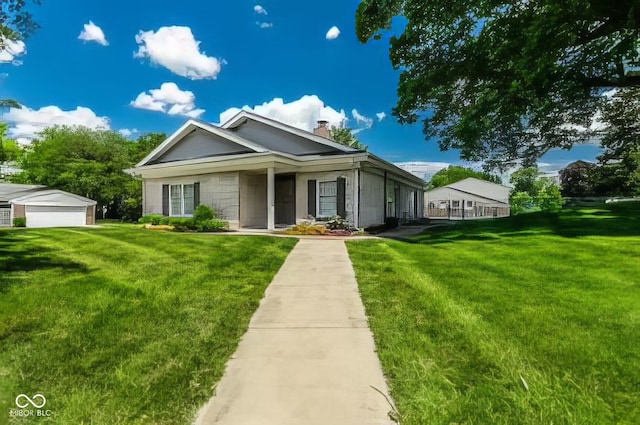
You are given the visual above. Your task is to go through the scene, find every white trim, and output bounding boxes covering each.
[316,179,338,218]
[169,183,195,217]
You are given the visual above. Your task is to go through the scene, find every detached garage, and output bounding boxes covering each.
[0,184,96,228]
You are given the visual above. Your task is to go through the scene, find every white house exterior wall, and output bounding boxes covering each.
[425,186,510,219]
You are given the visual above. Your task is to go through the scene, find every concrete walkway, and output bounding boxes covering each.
[195,239,395,425]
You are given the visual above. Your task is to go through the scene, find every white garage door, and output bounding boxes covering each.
[25,205,87,228]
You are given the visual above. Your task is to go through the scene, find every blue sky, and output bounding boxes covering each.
[0,0,601,179]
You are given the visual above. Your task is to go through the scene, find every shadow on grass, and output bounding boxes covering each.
[0,230,90,293]
[411,202,640,245]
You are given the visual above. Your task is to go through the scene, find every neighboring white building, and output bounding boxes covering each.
[0,184,97,227]
[425,177,511,220]
[128,111,426,230]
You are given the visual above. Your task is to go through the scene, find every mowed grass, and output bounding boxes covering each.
[0,227,296,424]
[347,202,640,425]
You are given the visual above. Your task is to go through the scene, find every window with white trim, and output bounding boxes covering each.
[170,184,195,216]
[318,181,337,217]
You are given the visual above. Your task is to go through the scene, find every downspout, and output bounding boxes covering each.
[383,171,388,220]
[356,168,361,229]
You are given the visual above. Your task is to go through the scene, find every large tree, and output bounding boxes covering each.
[330,126,367,150]
[0,0,41,41]
[356,0,640,168]
[427,165,501,189]
[509,166,563,212]
[13,127,165,220]
[595,87,640,195]
[559,160,598,197]
[0,122,20,164]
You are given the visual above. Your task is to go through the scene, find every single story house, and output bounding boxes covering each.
[0,184,97,228]
[425,177,511,219]
[128,111,425,230]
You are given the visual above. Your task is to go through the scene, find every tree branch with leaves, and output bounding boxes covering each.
[356,0,640,168]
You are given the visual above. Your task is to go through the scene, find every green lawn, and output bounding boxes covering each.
[0,227,296,424]
[347,202,640,425]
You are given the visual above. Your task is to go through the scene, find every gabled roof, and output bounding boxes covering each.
[220,110,362,154]
[448,177,510,191]
[0,183,96,205]
[136,120,269,167]
[427,177,511,204]
[430,186,508,204]
[0,183,45,202]
[11,189,96,206]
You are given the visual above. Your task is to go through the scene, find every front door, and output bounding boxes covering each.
[275,175,296,225]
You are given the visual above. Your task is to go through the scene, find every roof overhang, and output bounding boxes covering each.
[362,153,427,188]
[129,152,369,179]
[10,190,97,206]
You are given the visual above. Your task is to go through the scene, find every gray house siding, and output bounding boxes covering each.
[239,173,267,228]
[153,130,253,164]
[143,172,241,229]
[295,169,357,224]
[359,171,385,227]
[230,120,340,155]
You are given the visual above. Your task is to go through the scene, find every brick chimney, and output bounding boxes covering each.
[313,120,332,139]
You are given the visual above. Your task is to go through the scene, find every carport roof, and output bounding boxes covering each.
[0,184,46,202]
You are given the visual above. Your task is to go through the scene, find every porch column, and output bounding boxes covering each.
[267,166,275,230]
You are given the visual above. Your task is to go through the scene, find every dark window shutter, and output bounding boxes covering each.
[194,182,200,207]
[337,177,346,218]
[307,180,316,217]
[162,184,169,216]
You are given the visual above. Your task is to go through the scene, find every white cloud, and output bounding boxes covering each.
[352,109,373,128]
[257,22,273,29]
[130,82,205,118]
[325,26,340,40]
[376,112,387,121]
[394,161,452,182]
[0,39,26,64]
[149,82,194,105]
[254,5,267,14]
[219,95,347,131]
[4,105,110,142]
[130,92,165,112]
[134,26,223,80]
[119,128,139,137]
[78,21,109,46]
